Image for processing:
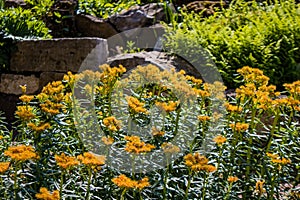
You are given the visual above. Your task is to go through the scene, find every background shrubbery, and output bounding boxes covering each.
[164,0,300,89]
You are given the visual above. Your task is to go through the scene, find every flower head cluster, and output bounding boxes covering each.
[237,66,269,86]
[27,122,51,132]
[266,153,291,165]
[124,135,155,154]
[224,102,242,113]
[213,135,227,146]
[197,115,211,122]
[35,187,60,200]
[19,95,34,103]
[254,180,266,196]
[283,80,300,98]
[227,176,239,183]
[15,105,35,121]
[127,96,149,114]
[77,152,106,169]
[4,145,39,161]
[161,142,180,154]
[184,152,216,172]
[0,162,10,173]
[112,174,150,190]
[155,101,179,113]
[55,153,79,170]
[151,127,165,137]
[101,136,114,145]
[103,116,121,131]
[203,81,227,100]
[230,122,249,132]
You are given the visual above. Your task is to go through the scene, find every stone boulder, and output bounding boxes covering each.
[184,1,228,17]
[10,37,108,73]
[0,74,39,95]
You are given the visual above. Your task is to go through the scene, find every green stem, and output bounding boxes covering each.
[13,163,19,199]
[120,188,127,200]
[224,183,233,200]
[163,157,170,200]
[59,170,64,199]
[174,108,181,136]
[266,110,280,153]
[185,169,193,200]
[202,173,207,200]
[85,167,92,200]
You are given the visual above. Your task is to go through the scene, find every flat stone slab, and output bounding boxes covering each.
[10,38,108,73]
[0,74,39,95]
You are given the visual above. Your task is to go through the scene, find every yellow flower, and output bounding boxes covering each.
[155,101,179,113]
[54,153,79,170]
[0,135,3,140]
[27,122,51,132]
[227,176,239,183]
[112,174,136,189]
[19,95,34,103]
[0,162,10,173]
[184,152,216,173]
[15,105,35,121]
[4,145,39,161]
[213,135,227,145]
[255,180,266,196]
[151,127,165,137]
[124,135,155,154]
[36,187,60,200]
[127,96,149,114]
[20,84,27,94]
[161,142,180,154]
[77,152,106,168]
[230,122,249,132]
[101,136,114,145]
[266,153,291,165]
[197,115,211,122]
[224,102,242,113]
[103,116,121,131]
[112,174,150,190]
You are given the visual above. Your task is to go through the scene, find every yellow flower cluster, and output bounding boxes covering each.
[213,135,227,145]
[101,136,114,145]
[184,152,216,172]
[0,162,10,173]
[20,85,27,94]
[227,176,239,183]
[266,153,291,165]
[283,80,300,97]
[197,115,211,122]
[224,102,242,113]
[254,180,266,196]
[124,135,155,154]
[112,174,150,190]
[230,122,249,132]
[55,153,79,169]
[27,122,51,132]
[155,101,179,113]
[185,75,203,87]
[161,142,180,154]
[4,145,39,161]
[127,96,149,114]
[151,127,165,137]
[38,81,66,115]
[15,105,35,121]
[35,187,60,200]
[19,95,34,103]
[203,81,227,100]
[77,152,106,168]
[103,116,121,131]
[237,66,269,86]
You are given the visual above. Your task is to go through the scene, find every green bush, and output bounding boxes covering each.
[0,7,51,72]
[77,0,138,18]
[164,0,300,89]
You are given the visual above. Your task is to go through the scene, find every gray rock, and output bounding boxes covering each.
[39,72,65,89]
[109,3,167,32]
[0,74,39,95]
[75,14,118,39]
[10,38,108,73]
